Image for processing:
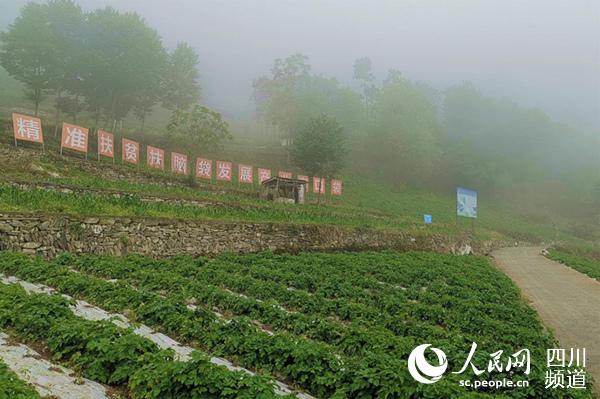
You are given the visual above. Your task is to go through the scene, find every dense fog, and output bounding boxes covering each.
[2,0,599,130]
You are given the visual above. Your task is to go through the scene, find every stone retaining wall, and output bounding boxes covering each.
[0,213,515,259]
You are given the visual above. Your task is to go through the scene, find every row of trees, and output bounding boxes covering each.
[254,54,598,218]
[0,0,201,133]
[253,54,442,186]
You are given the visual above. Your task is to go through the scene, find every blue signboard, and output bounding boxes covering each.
[424,214,432,224]
[457,187,477,218]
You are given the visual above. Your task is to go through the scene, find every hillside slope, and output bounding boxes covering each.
[0,136,583,247]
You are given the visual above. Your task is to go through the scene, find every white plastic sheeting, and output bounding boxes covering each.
[1,274,314,399]
[0,332,110,399]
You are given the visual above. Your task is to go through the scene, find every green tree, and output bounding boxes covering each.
[254,54,362,138]
[0,0,85,119]
[353,56,377,116]
[161,42,201,112]
[364,70,442,186]
[253,53,311,135]
[80,7,166,127]
[45,0,86,131]
[1,2,54,115]
[166,105,231,152]
[133,73,163,132]
[291,114,347,198]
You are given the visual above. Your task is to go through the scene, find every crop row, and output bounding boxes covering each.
[111,251,544,347]
[66,251,421,337]
[56,252,421,359]
[53,250,594,398]
[216,252,547,344]
[2,250,591,398]
[0,281,284,399]
[0,252,425,398]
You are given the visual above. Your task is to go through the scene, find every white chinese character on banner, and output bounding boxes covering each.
[17,117,40,140]
[125,143,137,162]
[148,148,163,167]
[173,154,187,173]
[218,163,231,179]
[100,135,113,154]
[65,127,86,149]
[197,160,211,177]
[240,166,252,182]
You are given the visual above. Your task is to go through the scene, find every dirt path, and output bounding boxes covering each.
[492,247,600,386]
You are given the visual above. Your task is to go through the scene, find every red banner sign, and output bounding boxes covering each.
[313,177,326,194]
[147,145,164,170]
[97,130,114,158]
[238,164,253,184]
[258,168,271,184]
[216,161,232,181]
[278,171,292,179]
[331,179,343,196]
[171,152,188,175]
[122,138,140,164]
[196,158,212,179]
[12,113,43,144]
[61,123,88,153]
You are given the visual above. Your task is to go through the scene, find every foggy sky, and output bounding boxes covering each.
[2,0,599,131]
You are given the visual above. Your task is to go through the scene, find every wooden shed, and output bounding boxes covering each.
[260,176,307,204]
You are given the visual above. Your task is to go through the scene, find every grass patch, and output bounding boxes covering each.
[547,247,600,281]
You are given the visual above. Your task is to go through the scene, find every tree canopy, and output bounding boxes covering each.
[166,105,231,152]
[0,0,208,133]
[253,54,363,138]
[291,114,347,178]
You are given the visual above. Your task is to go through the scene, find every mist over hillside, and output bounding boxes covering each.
[2,0,599,131]
[1,0,599,235]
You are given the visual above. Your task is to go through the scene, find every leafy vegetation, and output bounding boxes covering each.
[0,280,285,398]
[0,250,592,398]
[291,114,347,180]
[166,105,232,152]
[0,183,411,231]
[0,360,40,399]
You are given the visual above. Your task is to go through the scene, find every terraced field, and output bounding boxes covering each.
[0,140,581,243]
[0,250,592,398]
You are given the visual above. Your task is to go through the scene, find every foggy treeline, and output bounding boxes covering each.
[254,53,599,222]
[1,0,599,228]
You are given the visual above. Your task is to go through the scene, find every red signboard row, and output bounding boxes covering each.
[11,113,342,195]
